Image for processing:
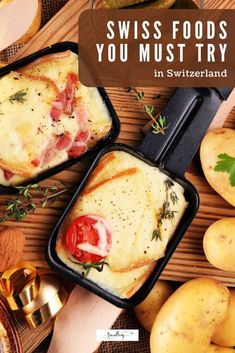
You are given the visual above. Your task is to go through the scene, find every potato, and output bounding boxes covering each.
[200,128,235,207]
[150,278,230,353]
[212,288,235,346]
[207,344,235,353]
[203,218,235,272]
[134,280,174,332]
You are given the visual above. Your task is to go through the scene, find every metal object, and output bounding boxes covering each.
[0,42,120,195]
[47,87,233,308]
[0,264,68,328]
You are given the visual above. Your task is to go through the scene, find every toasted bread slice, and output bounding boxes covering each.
[20,51,78,91]
[0,71,58,176]
[57,151,187,272]
[60,171,165,272]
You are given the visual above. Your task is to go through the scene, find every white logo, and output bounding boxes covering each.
[96,329,139,342]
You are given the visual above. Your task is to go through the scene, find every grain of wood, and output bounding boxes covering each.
[6,0,235,304]
[3,0,234,351]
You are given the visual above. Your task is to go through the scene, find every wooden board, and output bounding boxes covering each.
[9,0,235,282]
[1,0,235,351]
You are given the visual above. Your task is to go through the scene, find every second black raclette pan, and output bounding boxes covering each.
[0,42,120,194]
[46,86,232,308]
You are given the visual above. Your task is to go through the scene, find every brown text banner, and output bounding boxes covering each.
[79,9,235,87]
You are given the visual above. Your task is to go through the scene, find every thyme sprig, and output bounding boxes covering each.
[68,258,109,277]
[0,183,69,222]
[9,90,27,104]
[170,191,179,205]
[151,229,162,242]
[152,115,169,135]
[129,87,169,135]
[151,178,178,242]
[0,90,27,106]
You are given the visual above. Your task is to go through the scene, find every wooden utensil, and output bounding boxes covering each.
[48,286,122,353]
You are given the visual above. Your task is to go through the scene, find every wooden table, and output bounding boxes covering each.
[2,0,235,351]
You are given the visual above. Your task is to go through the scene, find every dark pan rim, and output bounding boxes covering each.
[46,143,199,309]
[0,41,120,195]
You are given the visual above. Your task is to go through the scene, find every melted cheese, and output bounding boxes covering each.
[0,51,112,186]
[20,51,78,91]
[56,151,187,298]
[57,244,154,298]
[22,51,112,149]
[76,85,112,148]
[0,71,57,176]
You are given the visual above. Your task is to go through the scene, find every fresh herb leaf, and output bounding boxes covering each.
[152,115,169,135]
[0,183,69,222]
[170,191,179,205]
[134,91,144,100]
[160,204,177,222]
[152,178,178,241]
[129,87,169,135]
[68,258,109,277]
[151,229,162,242]
[8,90,27,104]
[214,153,235,187]
[144,104,154,115]
[164,178,174,190]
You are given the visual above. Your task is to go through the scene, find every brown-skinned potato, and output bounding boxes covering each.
[134,280,174,331]
[203,218,235,272]
[200,128,235,207]
[150,278,230,353]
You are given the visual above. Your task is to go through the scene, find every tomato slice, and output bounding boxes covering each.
[64,215,111,263]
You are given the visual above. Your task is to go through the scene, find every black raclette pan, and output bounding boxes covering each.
[0,42,120,194]
[47,86,233,309]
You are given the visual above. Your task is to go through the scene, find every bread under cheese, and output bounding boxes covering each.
[56,240,155,298]
[0,50,112,186]
[56,150,187,298]
[20,50,112,149]
[0,71,58,176]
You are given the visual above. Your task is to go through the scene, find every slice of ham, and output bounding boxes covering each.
[50,100,64,122]
[56,132,72,150]
[68,142,87,158]
[75,129,90,143]
[67,125,90,159]
[31,135,59,168]
[75,106,88,130]
[50,72,78,121]
[3,169,14,181]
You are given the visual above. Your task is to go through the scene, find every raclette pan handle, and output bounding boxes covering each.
[137,87,233,178]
